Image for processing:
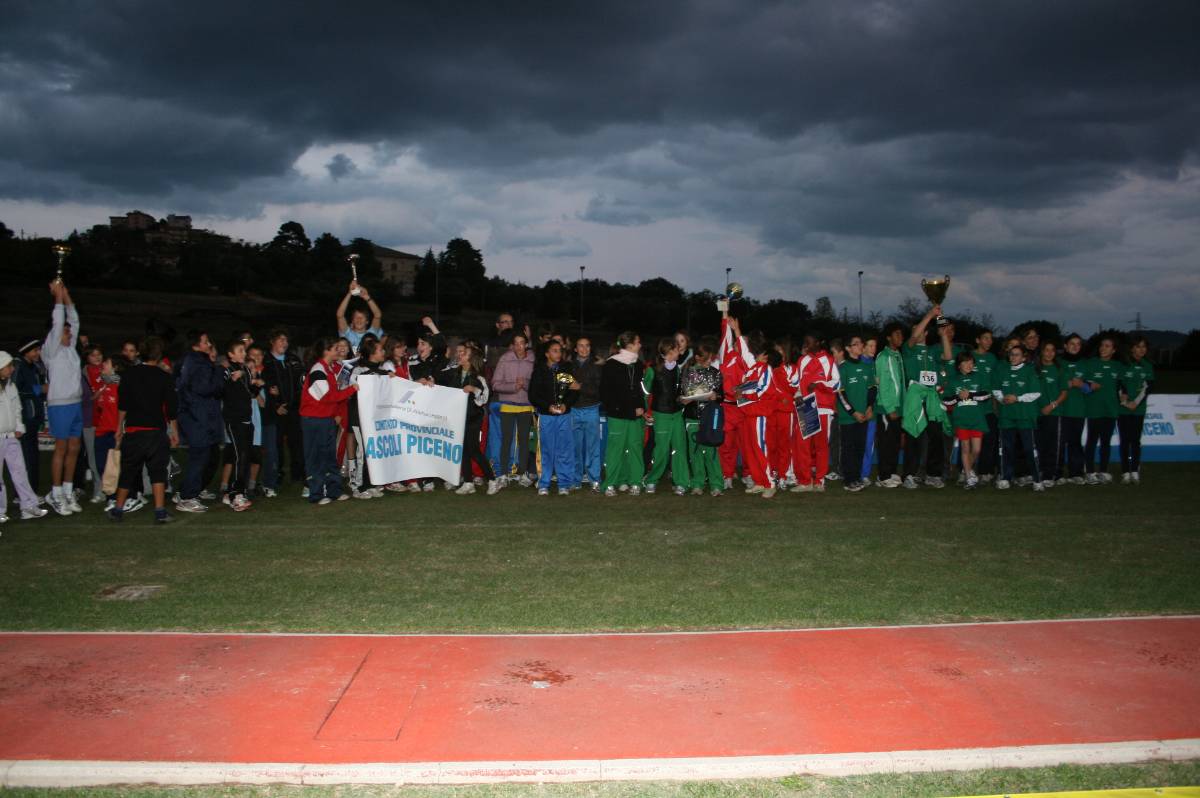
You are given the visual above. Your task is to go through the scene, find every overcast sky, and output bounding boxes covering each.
[2,1,1198,332]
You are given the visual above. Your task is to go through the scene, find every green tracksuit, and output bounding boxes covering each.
[836,358,875,425]
[1082,357,1122,419]
[600,417,645,490]
[1119,358,1154,416]
[973,350,999,416]
[685,418,723,490]
[943,371,990,432]
[874,346,905,418]
[1037,361,1066,417]
[1061,357,1088,419]
[994,362,1041,430]
[643,367,689,489]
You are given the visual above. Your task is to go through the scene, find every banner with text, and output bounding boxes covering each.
[1121,393,1200,461]
[356,375,467,485]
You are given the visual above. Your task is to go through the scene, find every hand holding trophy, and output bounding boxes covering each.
[52,243,70,285]
[715,281,744,313]
[920,275,950,326]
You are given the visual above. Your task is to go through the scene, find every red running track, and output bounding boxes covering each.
[0,617,1197,765]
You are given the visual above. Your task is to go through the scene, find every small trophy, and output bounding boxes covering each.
[52,244,70,284]
[348,253,361,295]
[920,275,950,325]
[553,369,575,408]
[680,364,720,401]
[716,281,744,312]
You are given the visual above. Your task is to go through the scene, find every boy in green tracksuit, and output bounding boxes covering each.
[642,338,690,494]
[1118,335,1154,483]
[972,329,1000,481]
[873,323,906,486]
[993,343,1043,491]
[1081,336,1122,484]
[901,305,951,489]
[942,352,991,489]
[680,340,723,496]
[835,335,876,493]
[1060,334,1089,482]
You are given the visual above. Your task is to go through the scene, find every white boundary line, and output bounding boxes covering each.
[0,614,1197,639]
[2,739,1197,786]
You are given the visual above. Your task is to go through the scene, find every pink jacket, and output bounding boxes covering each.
[491,350,535,405]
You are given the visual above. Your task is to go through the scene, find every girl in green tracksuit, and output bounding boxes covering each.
[993,343,1043,490]
[942,352,991,488]
[643,338,690,494]
[1118,334,1154,483]
[1081,334,1122,484]
[1060,333,1089,482]
[599,331,647,496]
[681,339,723,496]
[1035,341,1068,485]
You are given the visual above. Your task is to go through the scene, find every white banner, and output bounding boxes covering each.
[1122,393,1200,450]
[356,375,467,485]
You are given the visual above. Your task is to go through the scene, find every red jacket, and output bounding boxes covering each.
[718,318,752,403]
[798,351,840,416]
[93,380,119,436]
[299,360,357,419]
[736,361,783,417]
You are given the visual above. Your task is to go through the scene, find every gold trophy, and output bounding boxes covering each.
[921,275,950,325]
[52,244,70,284]
[348,253,361,295]
[715,282,744,312]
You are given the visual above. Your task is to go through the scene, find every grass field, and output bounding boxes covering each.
[4,761,1199,796]
[1,464,1196,633]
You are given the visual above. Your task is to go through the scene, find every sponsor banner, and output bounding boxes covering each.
[356,375,467,485]
[1134,393,1200,462]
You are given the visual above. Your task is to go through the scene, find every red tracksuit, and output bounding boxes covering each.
[736,360,780,488]
[718,319,751,480]
[769,364,797,482]
[793,351,840,486]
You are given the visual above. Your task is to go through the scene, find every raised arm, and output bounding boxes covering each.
[335,283,353,335]
[910,305,939,347]
[362,286,383,329]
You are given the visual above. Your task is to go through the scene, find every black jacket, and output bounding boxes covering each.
[572,356,602,408]
[262,350,304,422]
[529,361,579,416]
[440,366,491,423]
[221,364,261,424]
[599,357,645,420]
[409,343,447,383]
[648,364,683,414]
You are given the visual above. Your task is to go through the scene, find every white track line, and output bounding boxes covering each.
[1,614,1197,639]
[2,739,1197,787]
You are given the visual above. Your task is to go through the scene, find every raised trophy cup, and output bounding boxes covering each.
[920,275,950,325]
[52,243,70,284]
[715,281,744,312]
[348,253,361,295]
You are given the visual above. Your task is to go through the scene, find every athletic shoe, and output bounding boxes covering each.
[1015,476,1032,487]
[674,486,688,496]
[335,493,350,501]
[370,488,386,498]
[925,476,945,489]
[1033,481,1045,492]
[21,507,49,520]
[741,475,754,488]
[1121,472,1131,484]
[645,483,657,494]
[456,482,476,495]
[844,481,864,493]
[230,495,252,511]
[1068,476,1086,485]
[902,476,919,490]
[444,481,456,491]
[996,479,1011,490]
[1132,471,1141,484]
[1100,472,1113,484]
[745,484,765,495]
[175,498,207,513]
[691,487,704,496]
[301,487,310,498]
[123,496,147,514]
[407,483,423,493]
[761,486,777,498]
[317,497,332,506]
[89,493,105,504]
[965,476,979,490]
[486,480,501,496]
[618,484,629,492]
[154,511,174,525]
[790,483,810,493]
[1055,478,1068,487]
[710,489,722,497]
[813,481,826,492]
[198,490,217,501]
[604,487,617,497]
[880,475,902,488]
[0,513,7,524]
[825,471,841,482]
[518,474,534,488]
[723,478,733,490]
[537,488,550,496]
[263,488,278,498]
[64,494,83,513]
[385,483,407,493]
[352,489,373,500]
[980,474,995,484]
[591,484,600,493]
[1042,479,1055,489]
[1085,473,1100,485]
[45,493,70,516]
[628,486,641,496]
[421,481,435,492]
[558,488,572,497]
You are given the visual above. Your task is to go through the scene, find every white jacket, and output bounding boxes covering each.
[0,379,24,436]
[42,303,82,407]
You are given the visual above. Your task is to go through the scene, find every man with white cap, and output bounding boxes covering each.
[0,350,50,526]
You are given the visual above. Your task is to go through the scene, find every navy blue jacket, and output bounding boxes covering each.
[176,350,225,447]
[13,358,46,426]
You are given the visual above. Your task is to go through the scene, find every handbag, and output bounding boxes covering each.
[101,448,121,495]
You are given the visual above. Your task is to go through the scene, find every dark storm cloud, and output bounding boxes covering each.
[1,0,1198,319]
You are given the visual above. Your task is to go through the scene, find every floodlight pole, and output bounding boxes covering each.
[858,270,864,334]
[579,265,585,335]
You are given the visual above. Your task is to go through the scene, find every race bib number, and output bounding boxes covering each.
[919,370,938,387]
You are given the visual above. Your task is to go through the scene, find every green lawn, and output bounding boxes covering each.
[1,464,1196,633]
[4,761,1199,796]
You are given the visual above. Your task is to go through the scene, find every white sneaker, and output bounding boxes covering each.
[385,482,406,493]
[604,487,617,497]
[0,513,7,524]
[90,493,105,504]
[1121,472,1131,484]
[925,476,945,489]
[996,479,1011,490]
[317,497,332,506]
[761,486,777,498]
[558,488,571,496]
[825,471,841,482]
[628,486,641,496]
[45,493,70,516]
[790,483,811,493]
[486,480,501,496]
[1041,479,1055,489]
[1069,476,1086,485]
[645,483,657,494]
[353,489,373,500]
[741,475,755,488]
[710,489,722,497]
[1055,478,1067,486]
[198,490,218,501]
[980,474,995,484]
[1033,481,1045,492]
[370,488,386,498]
[335,493,350,501]
[965,476,979,490]
[691,487,704,496]
[813,480,826,492]
[1099,472,1113,484]
[421,481,435,492]
[123,496,147,514]
[175,498,207,513]
[745,484,765,495]
[456,482,476,495]
[844,481,864,493]
[518,474,534,488]
[674,486,688,496]
[445,481,456,491]
[1132,471,1141,483]
[723,478,733,490]
[407,483,423,493]
[301,487,310,498]
[902,476,919,490]
[1085,473,1100,485]
[537,488,549,496]
[231,495,253,512]
[21,507,49,520]
[263,487,278,498]
[1015,476,1032,487]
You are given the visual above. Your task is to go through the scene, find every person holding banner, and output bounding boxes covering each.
[443,344,498,496]
[529,339,580,496]
[793,334,839,492]
[300,338,359,505]
[599,331,647,497]
[1118,334,1153,484]
[348,337,391,499]
[874,323,906,488]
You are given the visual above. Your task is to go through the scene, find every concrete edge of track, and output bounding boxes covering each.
[3,738,1197,787]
